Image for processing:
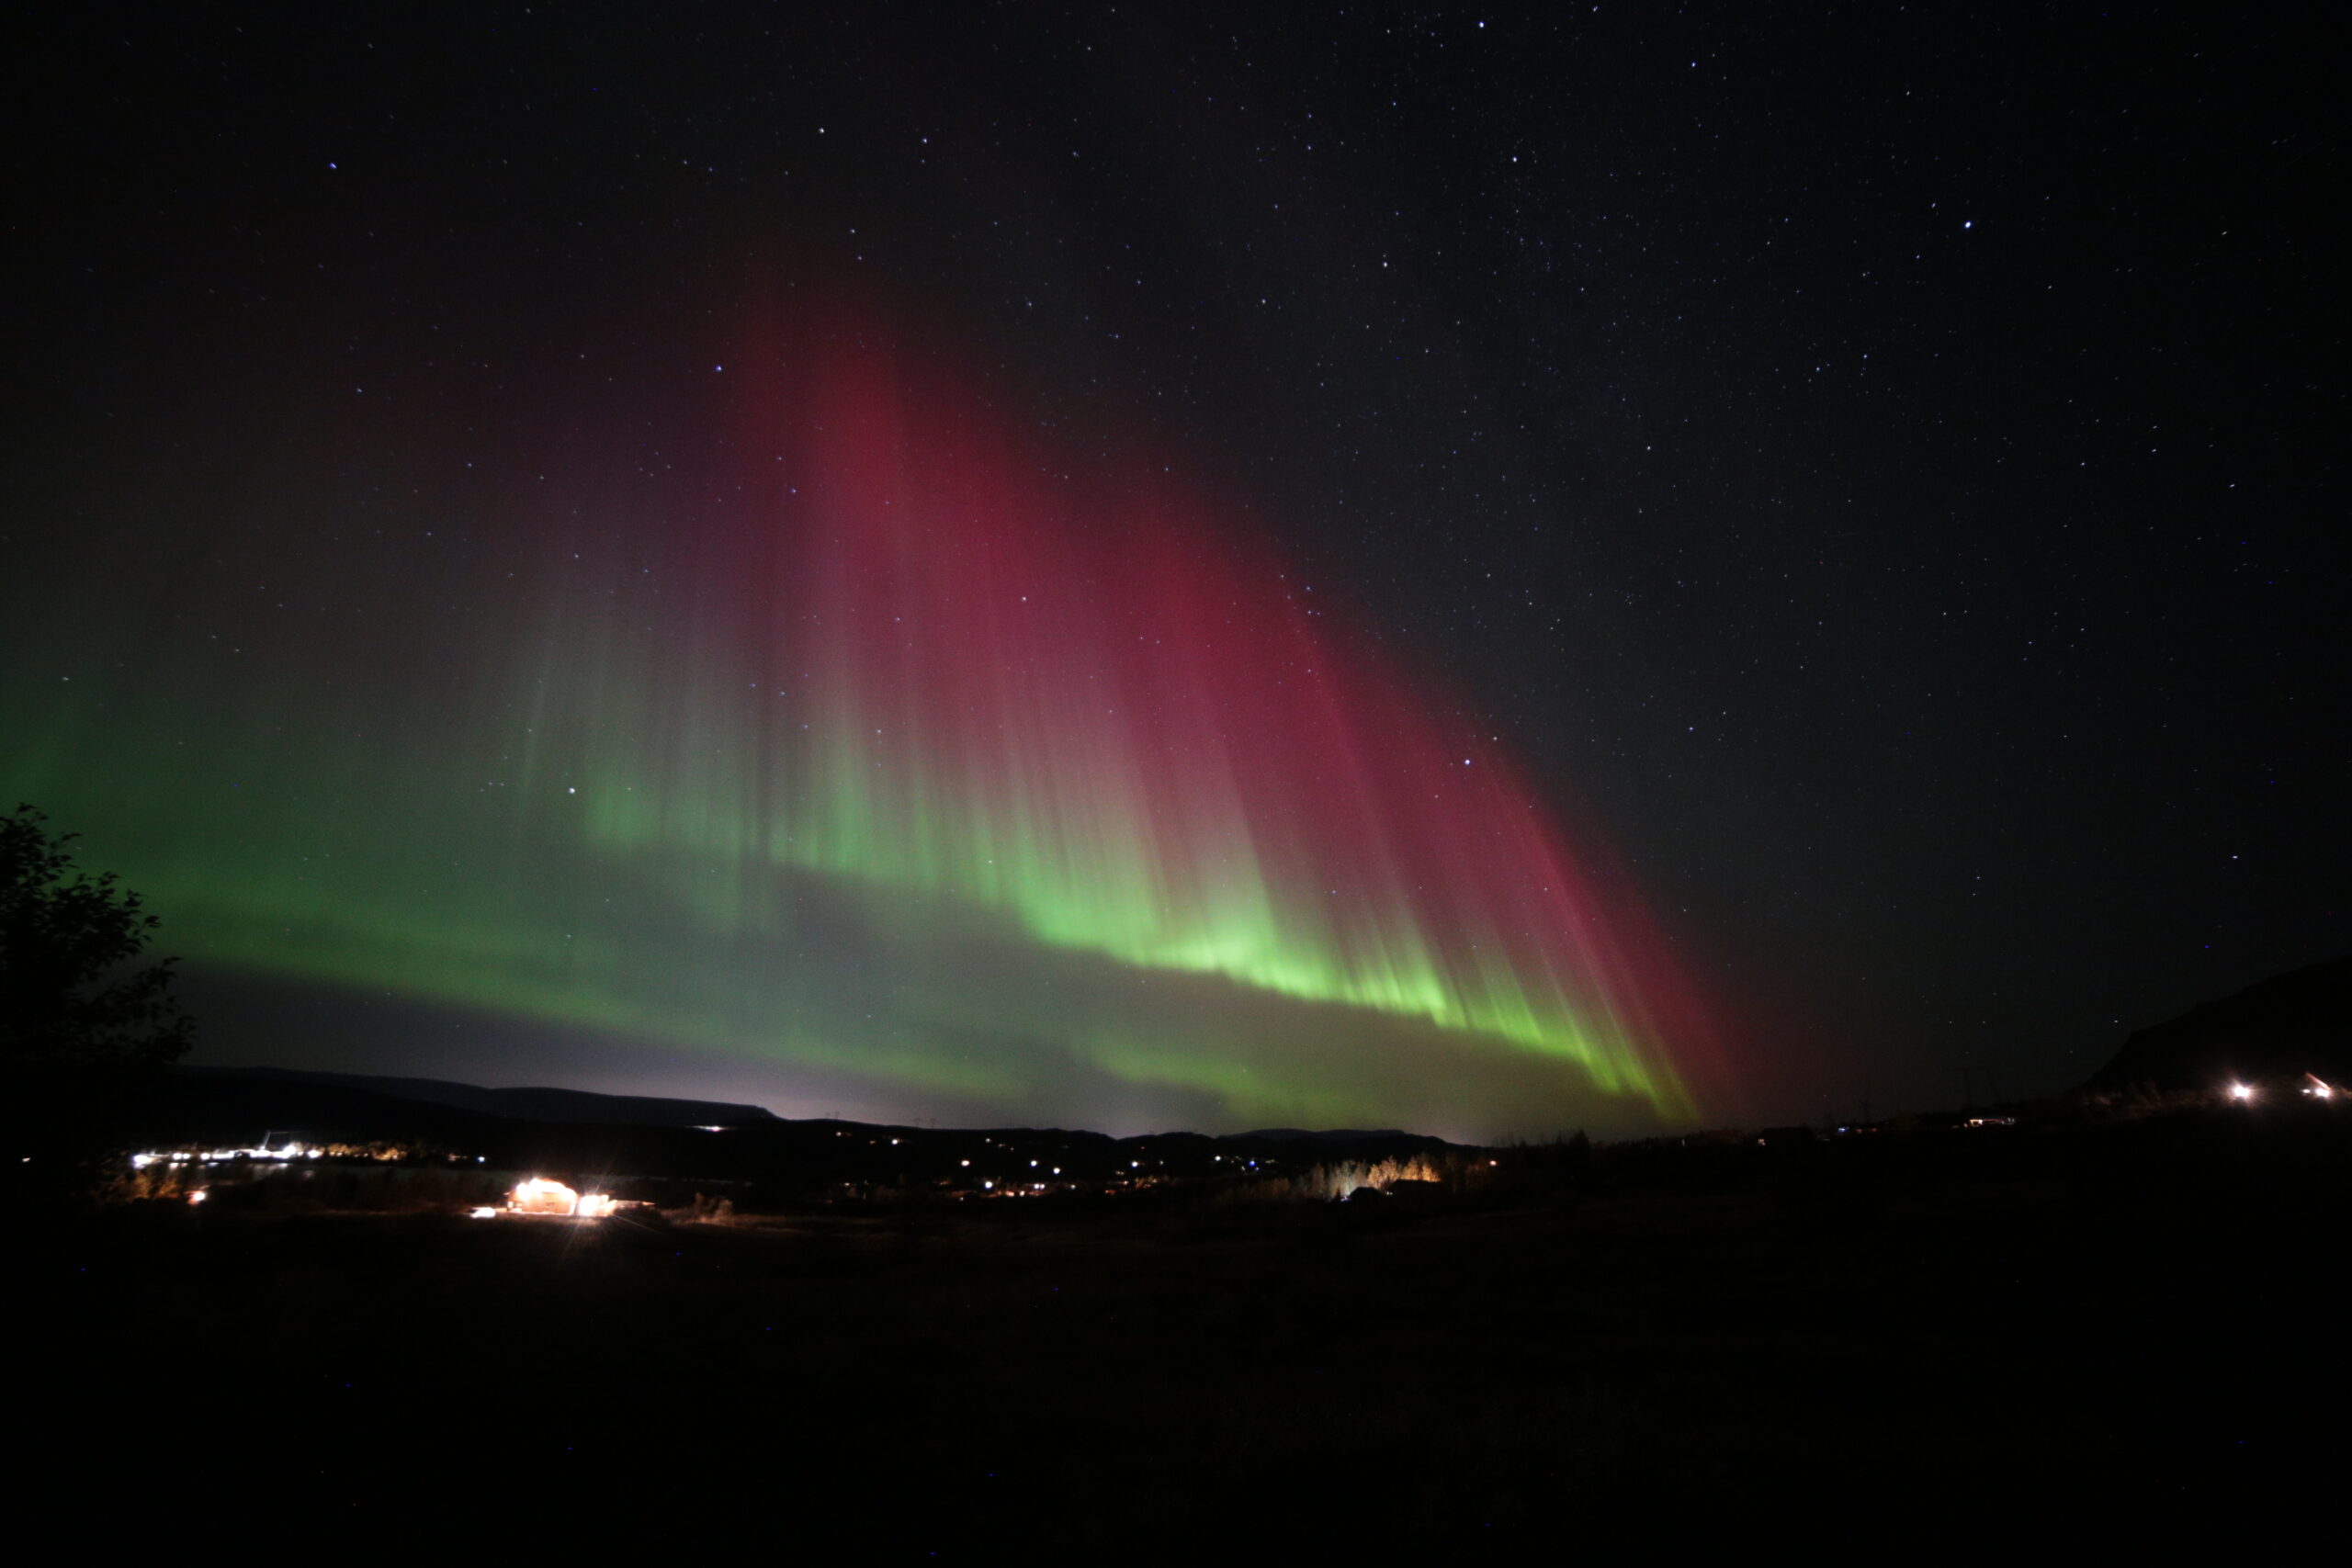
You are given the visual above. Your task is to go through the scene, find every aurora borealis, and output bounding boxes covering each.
[0,288,1717,1134]
[15,16,2348,1550]
[8,5,2340,1131]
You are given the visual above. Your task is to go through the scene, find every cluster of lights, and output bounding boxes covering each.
[2226,1075,2337,1103]
[132,1143,488,1168]
[494,1177,623,1218]
[131,1142,322,1169]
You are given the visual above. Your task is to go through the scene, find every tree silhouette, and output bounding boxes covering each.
[3,806,194,1203]
[2,805,195,1069]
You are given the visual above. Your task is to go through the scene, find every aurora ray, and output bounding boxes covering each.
[0,292,1722,1135]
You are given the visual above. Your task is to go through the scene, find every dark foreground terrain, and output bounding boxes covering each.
[25,1106,2345,1551]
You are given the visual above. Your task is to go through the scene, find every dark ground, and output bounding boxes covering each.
[24,1107,2343,1551]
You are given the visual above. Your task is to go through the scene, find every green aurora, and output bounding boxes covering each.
[2,322,1722,1136]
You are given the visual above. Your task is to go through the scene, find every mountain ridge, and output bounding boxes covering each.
[180,1065,779,1128]
[2083,954,2351,1093]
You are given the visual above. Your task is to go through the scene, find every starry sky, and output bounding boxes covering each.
[5,3,2340,1134]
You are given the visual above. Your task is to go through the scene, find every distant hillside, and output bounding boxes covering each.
[2083,955,2352,1093]
[123,1067,515,1148]
[183,1066,779,1128]
[1226,1128,1447,1153]
[104,1068,1489,1200]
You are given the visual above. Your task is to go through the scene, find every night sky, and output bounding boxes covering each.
[6,4,2340,1135]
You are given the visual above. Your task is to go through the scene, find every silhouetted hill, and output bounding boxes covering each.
[2083,954,2352,1093]
[125,1067,516,1147]
[1225,1127,1448,1156]
[197,1066,778,1127]
[107,1068,1480,1196]
[1231,1127,1413,1142]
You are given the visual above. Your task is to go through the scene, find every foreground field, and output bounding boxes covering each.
[28,1110,2343,1550]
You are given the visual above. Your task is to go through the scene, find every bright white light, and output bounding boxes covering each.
[511,1177,581,1214]
[469,1207,499,1220]
[187,1190,208,1205]
[2228,1083,2256,1101]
